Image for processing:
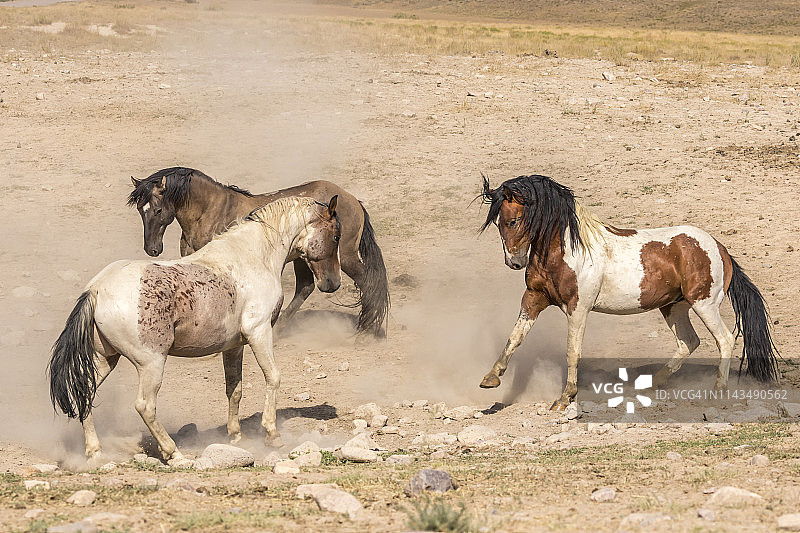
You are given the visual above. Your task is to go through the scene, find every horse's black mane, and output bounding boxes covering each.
[480,174,584,263]
[127,167,254,207]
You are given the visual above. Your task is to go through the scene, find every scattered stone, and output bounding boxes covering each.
[704,407,722,421]
[312,486,363,518]
[369,414,388,428]
[707,486,763,506]
[200,443,254,468]
[24,509,45,519]
[602,71,616,81]
[47,520,98,533]
[296,483,340,499]
[442,406,477,420]
[412,400,428,408]
[737,93,749,103]
[620,512,671,527]
[291,441,321,457]
[12,286,37,298]
[194,456,214,470]
[591,487,616,502]
[666,452,682,461]
[32,463,59,473]
[170,458,195,469]
[66,489,97,506]
[273,460,300,474]
[405,468,456,496]
[35,93,45,101]
[353,402,381,420]
[353,419,368,433]
[705,423,733,435]
[565,403,579,420]
[401,399,414,408]
[430,450,450,460]
[345,433,379,450]
[749,454,770,466]
[387,454,413,465]
[293,451,322,467]
[144,457,162,467]
[431,402,447,419]
[133,453,148,463]
[84,512,128,526]
[259,451,283,468]
[24,480,50,490]
[779,402,800,418]
[294,392,311,401]
[545,431,572,444]
[338,362,350,372]
[778,513,800,531]
[457,425,497,446]
[336,446,378,463]
[412,433,457,446]
[379,425,399,435]
[165,478,198,492]
[730,405,778,422]
[401,110,416,117]
[697,508,715,521]
[315,372,327,379]
[99,462,117,472]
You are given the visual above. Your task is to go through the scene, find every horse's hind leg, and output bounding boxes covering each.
[132,356,182,462]
[83,352,120,461]
[481,289,549,389]
[222,346,244,444]
[245,326,282,447]
[692,300,735,390]
[653,302,700,387]
[277,259,315,325]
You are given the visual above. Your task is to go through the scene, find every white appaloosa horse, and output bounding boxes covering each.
[478,174,779,410]
[49,196,341,463]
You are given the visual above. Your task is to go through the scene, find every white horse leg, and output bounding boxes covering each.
[246,327,282,446]
[83,353,120,461]
[653,301,700,387]
[481,290,549,388]
[552,309,589,410]
[133,357,182,462]
[222,346,244,444]
[692,300,735,391]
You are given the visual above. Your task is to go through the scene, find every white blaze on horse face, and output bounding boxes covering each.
[142,202,151,213]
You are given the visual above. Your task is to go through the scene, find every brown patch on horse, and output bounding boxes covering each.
[605,225,637,237]
[525,238,579,315]
[715,239,733,292]
[639,234,712,310]
[138,264,236,353]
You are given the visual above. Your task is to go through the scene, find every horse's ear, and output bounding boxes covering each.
[160,175,167,189]
[131,176,140,187]
[327,195,338,219]
[502,186,514,203]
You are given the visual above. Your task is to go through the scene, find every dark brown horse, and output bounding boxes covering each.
[128,167,389,336]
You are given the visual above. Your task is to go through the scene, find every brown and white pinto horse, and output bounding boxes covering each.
[49,197,341,463]
[479,175,779,410]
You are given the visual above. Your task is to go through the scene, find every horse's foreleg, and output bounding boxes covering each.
[692,301,735,391]
[480,290,549,389]
[133,357,182,462]
[179,233,195,257]
[222,346,244,444]
[551,309,589,410]
[247,327,282,447]
[653,302,700,388]
[276,259,315,326]
[83,352,120,462]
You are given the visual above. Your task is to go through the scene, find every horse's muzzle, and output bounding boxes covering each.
[317,279,341,293]
[505,254,526,270]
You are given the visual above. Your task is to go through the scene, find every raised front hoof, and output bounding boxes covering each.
[550,401,569,411]
[480,374,501,389]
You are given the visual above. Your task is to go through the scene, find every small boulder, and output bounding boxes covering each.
[24,509,45,519]
[707,486,762,506]
[290,441,321,457]
[405,468,456,496]
[338,362,350,371]
[778,513,800,531]
[387,454,413,465]
[749,454,769,466]
[345,432,379,450]
[412,433,457,446]
[312,487,363,518]
[353,402,381,420]
[666,451,682,461]
[697,508,715,521]
[24,480,50,490]
[369,414,388,428]
[412,400,428,408]
[194,456,214,470]
[66,489,97,506]
[336,446,378,463]
[442,406,477,420]
[294,392,311,401]
[602,71,616,81]
[165,478,198,493]
[293,451,322,467]
[457,425,497,446]
[273,460,300,474]
[296,483,339,499]
[200,443,254,468]
[779,402,800,418]
[590,487,616,502]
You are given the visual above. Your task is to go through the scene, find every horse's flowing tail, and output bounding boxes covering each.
[728,258,779,382]
[357,204,390,336]
[48,291,98,421]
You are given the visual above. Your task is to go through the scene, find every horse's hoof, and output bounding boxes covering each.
[480,374,501,389]
[229,433,242,445]
[266,435,284,448]
[550,401,568,411]
[86,451,104,467]
[167,450,185,464]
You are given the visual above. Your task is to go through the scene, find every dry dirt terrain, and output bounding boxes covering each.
[1,1,799,531]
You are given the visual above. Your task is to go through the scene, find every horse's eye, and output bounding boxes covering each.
[155,208,162,215]
[508,218,517,228]
[334,235,340,242]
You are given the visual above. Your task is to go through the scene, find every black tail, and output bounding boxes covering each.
[356,204,390,336]
[728,258,779,382]
[48,291,98,421]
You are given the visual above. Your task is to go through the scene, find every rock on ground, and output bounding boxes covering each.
[442,406,477,420]
[749,454,770,466]
[201,443,254,468]
[296,483,340,499]
[387,454,413,465]
[457,425,497,446]
[336,446,378,463]
[369,414,388,427]
[291,441,321,457]
[412,432,457,446]
[47,520,98,533]
[297,484,362,518]
[590,487,616,502]
[665,452,682,461]
[405,468,456,496]
[194,456,214,470]
[707,486,763,506]
[353,402,381,420]
[293,451,322,467]
[24,480,50,490]
[778,513,800,531]
[345,432,379,450]
[32,463,58,473]
[779,402,800,418]
[274,460,300,474]
[66,489,97,506]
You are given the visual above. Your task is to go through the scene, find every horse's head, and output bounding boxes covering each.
[298,195,342,293]
[481,177,529,270]
[130,176,177,257]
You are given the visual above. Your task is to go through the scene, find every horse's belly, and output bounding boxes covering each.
[170,299,241,356]
[592,264,646,314]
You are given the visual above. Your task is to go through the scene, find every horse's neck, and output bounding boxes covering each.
[175,176,256,236]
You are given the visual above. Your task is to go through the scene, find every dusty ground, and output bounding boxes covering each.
[1,1,799,531]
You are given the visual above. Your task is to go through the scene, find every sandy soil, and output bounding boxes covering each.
[1,1,799,531]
